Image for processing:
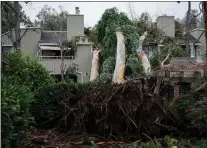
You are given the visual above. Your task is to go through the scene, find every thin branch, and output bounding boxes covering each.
[193,30,204,46]
[3,2,18,16]
[20,28,28,40]
[5,33,14,44]
[161,47,171,67]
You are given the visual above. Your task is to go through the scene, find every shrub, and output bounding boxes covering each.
[1,75,34,148]
[30,81,92,124]
[171,91,207,135]
[102,57,115,74]
[4,51,54,91]
[2,51,55,147]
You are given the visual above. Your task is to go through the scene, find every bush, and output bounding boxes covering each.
[2,51,55,147]
[4,51,54,91]
[1,75,34,148]
[30,81,92,123]
[102,57,115,74]
[171,91,207,135]
[150,42,188,69]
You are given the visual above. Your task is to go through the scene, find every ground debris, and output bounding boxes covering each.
[59,81,179,139]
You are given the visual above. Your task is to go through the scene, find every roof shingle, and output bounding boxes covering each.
[39,31,67,43]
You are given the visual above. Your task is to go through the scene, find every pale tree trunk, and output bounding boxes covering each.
[90,46,101,81]
[137,32,151,75]
[112,31,127,84]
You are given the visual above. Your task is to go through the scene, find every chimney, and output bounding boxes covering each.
[157,16,175,37]
[75,7,80,14]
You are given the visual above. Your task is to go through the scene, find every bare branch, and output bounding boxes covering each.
[161,45,172,67]
[20,28,28,40]
[2,2,18,16]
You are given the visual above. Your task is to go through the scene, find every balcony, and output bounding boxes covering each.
[38,56,75,60]
[38,56,75,75]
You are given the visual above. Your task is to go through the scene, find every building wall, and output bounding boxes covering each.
[1,28,41,58]
[39,59,75,75]
[67,15,84,41]
[1,31,14,45]
[157,16,175,37]
[74,43,92,83]
[21,28,41,58]
[2,28,93,83]
[190,29,206,60]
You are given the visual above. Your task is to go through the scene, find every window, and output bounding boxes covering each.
[2,46,13,54]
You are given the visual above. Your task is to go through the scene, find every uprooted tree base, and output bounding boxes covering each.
[22,81,204,147]
[43,82,185,137]
[60,82,181,138]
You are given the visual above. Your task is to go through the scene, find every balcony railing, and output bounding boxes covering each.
[38,56,75,60]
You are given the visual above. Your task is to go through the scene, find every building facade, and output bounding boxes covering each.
[144,15,204,61]
[1,7,93,83]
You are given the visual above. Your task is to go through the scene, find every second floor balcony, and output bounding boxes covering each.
[38,45,75,60]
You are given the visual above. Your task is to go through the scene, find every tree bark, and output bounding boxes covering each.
[203,2,207,63]
[185,1,191,56]
[14,1,21,50]
[60,46,64,81]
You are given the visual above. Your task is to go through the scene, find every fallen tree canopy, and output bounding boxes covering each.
[20,81,207,148]
[54,81,181,140]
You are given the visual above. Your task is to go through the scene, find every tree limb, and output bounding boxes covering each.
[20,28,28,40]
[154,44,172,95]
[3,2,18,16]
[161,47,172,67]
[194,82,207,92]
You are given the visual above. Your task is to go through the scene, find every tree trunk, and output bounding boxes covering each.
[203,1,207,63]
[154,76,163,95]
[60,47,64,81]
[185,1,191,56]
[14,1,21,50]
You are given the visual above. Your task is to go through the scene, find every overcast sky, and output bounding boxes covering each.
[21,2,200,27]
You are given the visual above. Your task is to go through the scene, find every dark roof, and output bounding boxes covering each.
[153,57,207,72]
[39,31,67,43]
[173,34,200,45]
[143,34,200,46]
[153,62,207,72]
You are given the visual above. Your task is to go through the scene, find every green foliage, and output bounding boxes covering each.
[1,2,33,33]
[34,5,68,31]
[102,57,115,74]
[163,135,178,147]
[94,7,142,82]
[126,54,143,79]
[2,51,54,147]
[150,42,188,69]
[31,81,91,123]
[96,7,140,59]
[4,51,54,91]
[95,73,113,83]
[175,19,185,37]
[172,91,207,133]
[91,141,98,148]
[2,75,34,148]
[193,139,207,148]
[136,12,153,36]
[30,82,75,122]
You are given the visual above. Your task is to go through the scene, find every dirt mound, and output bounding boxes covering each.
[59,82,179,139]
